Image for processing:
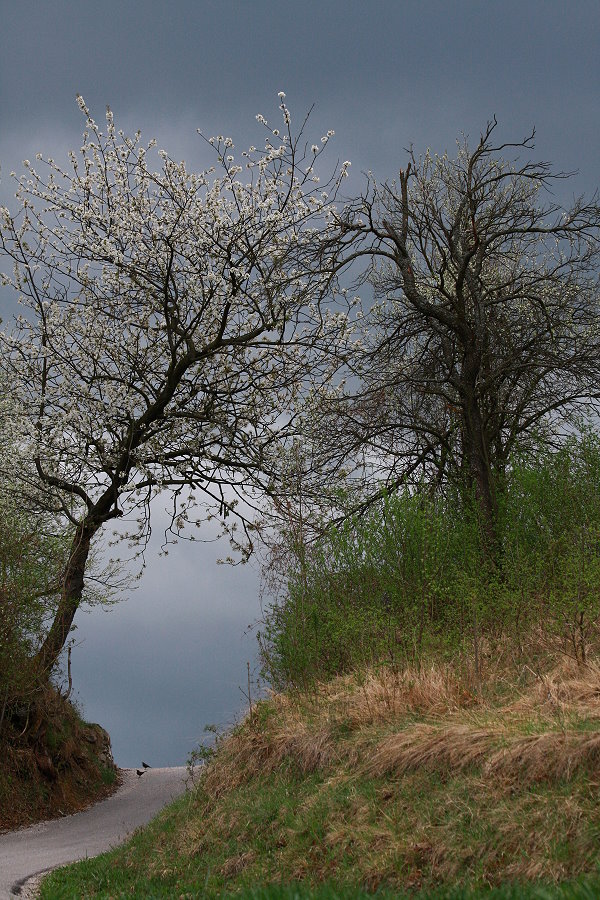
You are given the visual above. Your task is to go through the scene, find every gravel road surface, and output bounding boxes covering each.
[0,766,188,898]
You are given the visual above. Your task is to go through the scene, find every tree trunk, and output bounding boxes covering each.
[34,519,97,675]
[464,421,496,544]
[461,377,497,550]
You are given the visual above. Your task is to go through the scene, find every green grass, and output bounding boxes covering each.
[38,861,600,899]
[39,661,600,899]
[38,769,600,897]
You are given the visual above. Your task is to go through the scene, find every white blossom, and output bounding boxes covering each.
[0,94,349,670]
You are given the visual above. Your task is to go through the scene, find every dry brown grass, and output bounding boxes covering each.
[511,656,600,717]
[486,730,600,782]
[202,721,337,799]
[219,850,256,878]
[202,664,466,798]
[318,663,469,726]
[366,722,600,784]
[182,653,600,891]
[355,658,600,785]
[202,655,600,799]
[365,724,501,777]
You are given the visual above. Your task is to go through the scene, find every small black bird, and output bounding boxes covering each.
[136,769,145,777]
[141,761,152,769]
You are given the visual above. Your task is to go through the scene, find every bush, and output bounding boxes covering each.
[499,433,600,662]
[0,496,65,723]
[260,435,600,688]
[260,489,485,688]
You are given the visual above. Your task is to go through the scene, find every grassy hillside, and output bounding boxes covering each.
[36,442,600,895]
[40,655,600,898]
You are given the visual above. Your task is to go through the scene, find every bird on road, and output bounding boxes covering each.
[136,769,145,777]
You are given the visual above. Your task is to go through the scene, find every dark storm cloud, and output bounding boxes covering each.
[2,1,599,181]
[1,0,599,765]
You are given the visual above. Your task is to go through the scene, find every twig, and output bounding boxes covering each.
[247,661,253,724]
[64,644,73,701]
[239,661,254,725]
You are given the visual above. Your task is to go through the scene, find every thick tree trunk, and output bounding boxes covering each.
[34,519,97,675]
[463,411,497,553]
[460,362,497,550]
[463,421,497,548]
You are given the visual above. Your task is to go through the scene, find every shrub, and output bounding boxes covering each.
[260,435,600,688]
[0,497,64,724]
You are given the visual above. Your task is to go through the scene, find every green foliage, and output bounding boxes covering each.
[261,490,466,686]
[0,384,124,718]
[0,495,64,710]
[499,433,600,662]
[261,435,600,688]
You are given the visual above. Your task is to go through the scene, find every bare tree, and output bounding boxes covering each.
[0,95,350,673]
[312,121,600,544]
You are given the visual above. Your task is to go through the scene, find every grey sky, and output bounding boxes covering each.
[1,0,599,766]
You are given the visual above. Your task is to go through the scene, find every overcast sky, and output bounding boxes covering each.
[1,0,599,767]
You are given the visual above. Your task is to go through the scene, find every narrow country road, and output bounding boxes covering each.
[0,766,188,898]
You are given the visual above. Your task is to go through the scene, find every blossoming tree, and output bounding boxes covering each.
[0,95,351,673]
